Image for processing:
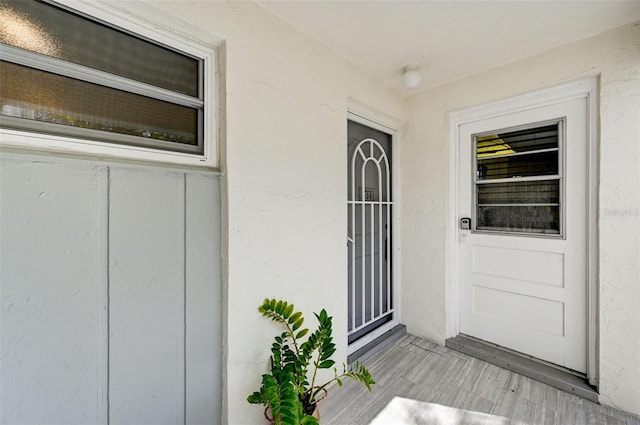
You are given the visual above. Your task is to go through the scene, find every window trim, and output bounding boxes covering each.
[471,118,566,238]
[0,0,219,168]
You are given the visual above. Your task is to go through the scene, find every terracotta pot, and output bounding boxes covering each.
[307,386,327,421]
[264,407,319,423]
[263,387,327,423]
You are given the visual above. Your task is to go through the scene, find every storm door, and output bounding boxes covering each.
[347,119,394,346]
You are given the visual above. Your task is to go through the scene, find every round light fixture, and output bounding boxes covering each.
[403,66,421,89]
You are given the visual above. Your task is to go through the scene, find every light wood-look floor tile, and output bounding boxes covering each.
[320,334,639,425]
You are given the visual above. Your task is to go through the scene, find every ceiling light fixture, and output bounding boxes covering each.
[403,65,421,90]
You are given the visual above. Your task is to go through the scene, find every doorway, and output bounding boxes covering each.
[347,118,396,349]
[450,80,598,383]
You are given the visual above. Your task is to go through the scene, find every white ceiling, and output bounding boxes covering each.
[257,1,640,95]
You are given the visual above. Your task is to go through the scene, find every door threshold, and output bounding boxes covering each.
[446,334,598,404]
[347,324,406,366]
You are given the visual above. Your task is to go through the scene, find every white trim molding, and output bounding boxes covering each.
[447,78,599,387]
[347,110,402,355]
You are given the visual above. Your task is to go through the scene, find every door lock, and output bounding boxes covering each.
[460,217,471,230]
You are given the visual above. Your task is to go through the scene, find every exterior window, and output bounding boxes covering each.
[474,121,563,235]
[0,0,211,159]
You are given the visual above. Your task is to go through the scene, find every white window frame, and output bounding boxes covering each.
[471,118,566,238]
[0,0,220,168]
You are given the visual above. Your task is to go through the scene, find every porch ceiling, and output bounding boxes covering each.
[256,1,640,95]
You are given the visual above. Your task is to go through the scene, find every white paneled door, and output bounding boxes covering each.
[458,95,589,373]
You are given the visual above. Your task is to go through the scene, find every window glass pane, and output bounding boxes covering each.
[1,61,198,149]
[477,181,559,205]
[477,151,558,180]
[476,124,558,158]
[474,121,562,235]
[477,205,559,234]
[0,0,199,97]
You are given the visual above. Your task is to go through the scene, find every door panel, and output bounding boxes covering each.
[348,120,393,345]
[458,97,588,373]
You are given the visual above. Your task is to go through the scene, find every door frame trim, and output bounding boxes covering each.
[446,78,599,386]
[346,110,402,355]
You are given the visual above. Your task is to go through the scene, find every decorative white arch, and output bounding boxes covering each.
[348,137,393,339]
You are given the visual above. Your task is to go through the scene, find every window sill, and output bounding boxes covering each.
[0,128,217,168]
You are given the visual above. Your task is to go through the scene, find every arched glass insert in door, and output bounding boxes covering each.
[347,120,393,344]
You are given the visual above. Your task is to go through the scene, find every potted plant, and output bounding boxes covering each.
[247,299,375,425]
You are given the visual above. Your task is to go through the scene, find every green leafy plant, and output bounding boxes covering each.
[247,299,375,425]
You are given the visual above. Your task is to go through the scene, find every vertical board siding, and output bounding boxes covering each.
[0,154,222,424]
[0,159,103,424]
[108,169,186,425]
[186,174,222,424]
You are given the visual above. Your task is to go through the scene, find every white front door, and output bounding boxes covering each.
[458,95,589,373]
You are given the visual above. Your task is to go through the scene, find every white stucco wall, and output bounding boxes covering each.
[402,23,640,415]
[135,2,407,424]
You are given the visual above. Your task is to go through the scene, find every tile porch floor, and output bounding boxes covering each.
[320,334,640,425]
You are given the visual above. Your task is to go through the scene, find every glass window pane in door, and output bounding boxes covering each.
[476,124,558,158]
[477,181,560,205]
[477,151,559,180]
[477,205,560,234]
[474,121,562,235]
